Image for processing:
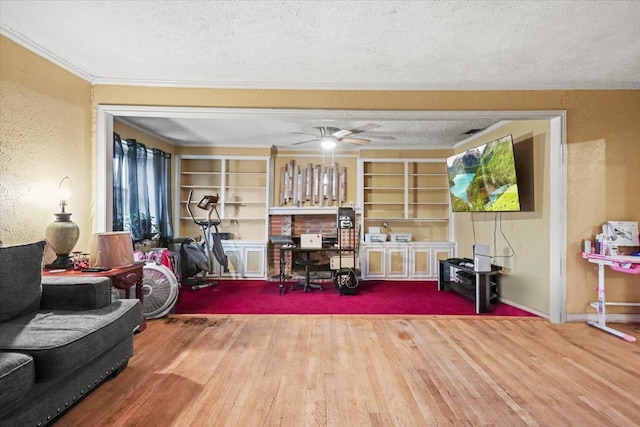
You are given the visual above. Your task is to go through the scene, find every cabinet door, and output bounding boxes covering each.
[432,245,455,270]
[363,245,385,279]
[221,246,243,278]
[410,246,433,278]
[242,245,266,278]
[386,245,409,278]
[220,243,266,279]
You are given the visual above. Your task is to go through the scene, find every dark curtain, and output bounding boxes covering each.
[113,132,173,242]
[151,148,173,240]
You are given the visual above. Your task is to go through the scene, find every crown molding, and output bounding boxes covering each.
[1,25,94,82]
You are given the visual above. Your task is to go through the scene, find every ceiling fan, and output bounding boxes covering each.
[292,126,372,148]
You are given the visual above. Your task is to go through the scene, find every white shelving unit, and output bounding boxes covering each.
[176,155,271,278]
[359,159,452,242]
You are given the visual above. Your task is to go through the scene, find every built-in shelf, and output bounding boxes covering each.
[360,159,451,242]
[176,155,269,242]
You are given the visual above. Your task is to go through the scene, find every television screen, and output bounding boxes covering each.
[446,134,521,212]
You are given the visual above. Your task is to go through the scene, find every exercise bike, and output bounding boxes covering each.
[181,190,229,290]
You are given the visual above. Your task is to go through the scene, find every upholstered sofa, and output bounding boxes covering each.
[0,241,144,426]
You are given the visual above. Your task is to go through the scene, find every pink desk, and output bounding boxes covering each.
[582,252,640,342]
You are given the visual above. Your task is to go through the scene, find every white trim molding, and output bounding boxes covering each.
[96,105,567,322]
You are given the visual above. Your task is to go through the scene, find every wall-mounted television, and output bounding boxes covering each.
[446,134,521,212]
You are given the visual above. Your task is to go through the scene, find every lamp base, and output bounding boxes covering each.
[45,211,79,270]
[45,254,73,270]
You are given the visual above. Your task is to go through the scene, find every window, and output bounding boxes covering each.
[113,133,173,242]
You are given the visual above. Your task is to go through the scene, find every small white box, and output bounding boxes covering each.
[365,233,387,242]
[390,233,412,242]
[330,255,359,269]
[301,233,322,248]
[368,226,381,234]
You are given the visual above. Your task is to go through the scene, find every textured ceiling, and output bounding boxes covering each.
[116,112,506,149]
[2,1,639,149]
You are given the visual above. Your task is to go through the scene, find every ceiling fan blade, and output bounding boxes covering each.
[340,137,371,145]
[292,138,319,146]
[347,124,381,134]
[291,131,318,137]
[331,129,353,138]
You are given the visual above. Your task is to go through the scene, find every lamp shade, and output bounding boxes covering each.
[89,232,134,268]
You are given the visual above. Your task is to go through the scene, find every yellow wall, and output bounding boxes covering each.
[2,35,639,316]
[0,36,92,256]
[454,121,551,314]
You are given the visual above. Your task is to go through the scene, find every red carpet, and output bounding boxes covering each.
[174,280,536,316]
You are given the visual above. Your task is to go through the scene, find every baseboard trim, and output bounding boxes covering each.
[500,298,549,320]
[567,313,640,323]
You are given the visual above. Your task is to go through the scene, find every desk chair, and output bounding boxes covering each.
[291,252,324,292]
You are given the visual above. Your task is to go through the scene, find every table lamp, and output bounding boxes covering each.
[45,176,79,269]
[89,231,134,268]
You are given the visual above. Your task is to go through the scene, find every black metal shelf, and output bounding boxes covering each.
[438,259,501,313]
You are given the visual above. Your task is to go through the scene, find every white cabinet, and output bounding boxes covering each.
[409,242,456,279]
[361,242,455,280]
[219,241,267,279]
[362,243,409,279]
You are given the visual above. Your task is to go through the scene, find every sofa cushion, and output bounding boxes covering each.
[0,240,46,322]
[41,276,112,311]
[0,299,142,381]
[0,352,35,409]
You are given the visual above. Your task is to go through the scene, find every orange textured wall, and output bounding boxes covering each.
[0,36,92,253]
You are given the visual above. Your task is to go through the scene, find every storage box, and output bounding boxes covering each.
[330,255,359,270]
[390,233,412,242]
[365,233,387,242]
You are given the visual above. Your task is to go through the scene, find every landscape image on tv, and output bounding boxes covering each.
[446,135,521,212]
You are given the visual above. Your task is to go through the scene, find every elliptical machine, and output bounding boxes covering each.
[180,190,229,290]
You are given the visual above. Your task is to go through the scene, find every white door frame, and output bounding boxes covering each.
[96,106,566,323]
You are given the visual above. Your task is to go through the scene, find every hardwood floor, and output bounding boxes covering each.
[56,315,640,426]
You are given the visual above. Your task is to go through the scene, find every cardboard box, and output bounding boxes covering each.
[330,255,359,270]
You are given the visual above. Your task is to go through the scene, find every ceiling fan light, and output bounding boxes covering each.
[321,137,337,150]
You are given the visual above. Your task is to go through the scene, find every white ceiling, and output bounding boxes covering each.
[2,1,639,150]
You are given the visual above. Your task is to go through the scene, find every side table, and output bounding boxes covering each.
[43,263,146,331]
